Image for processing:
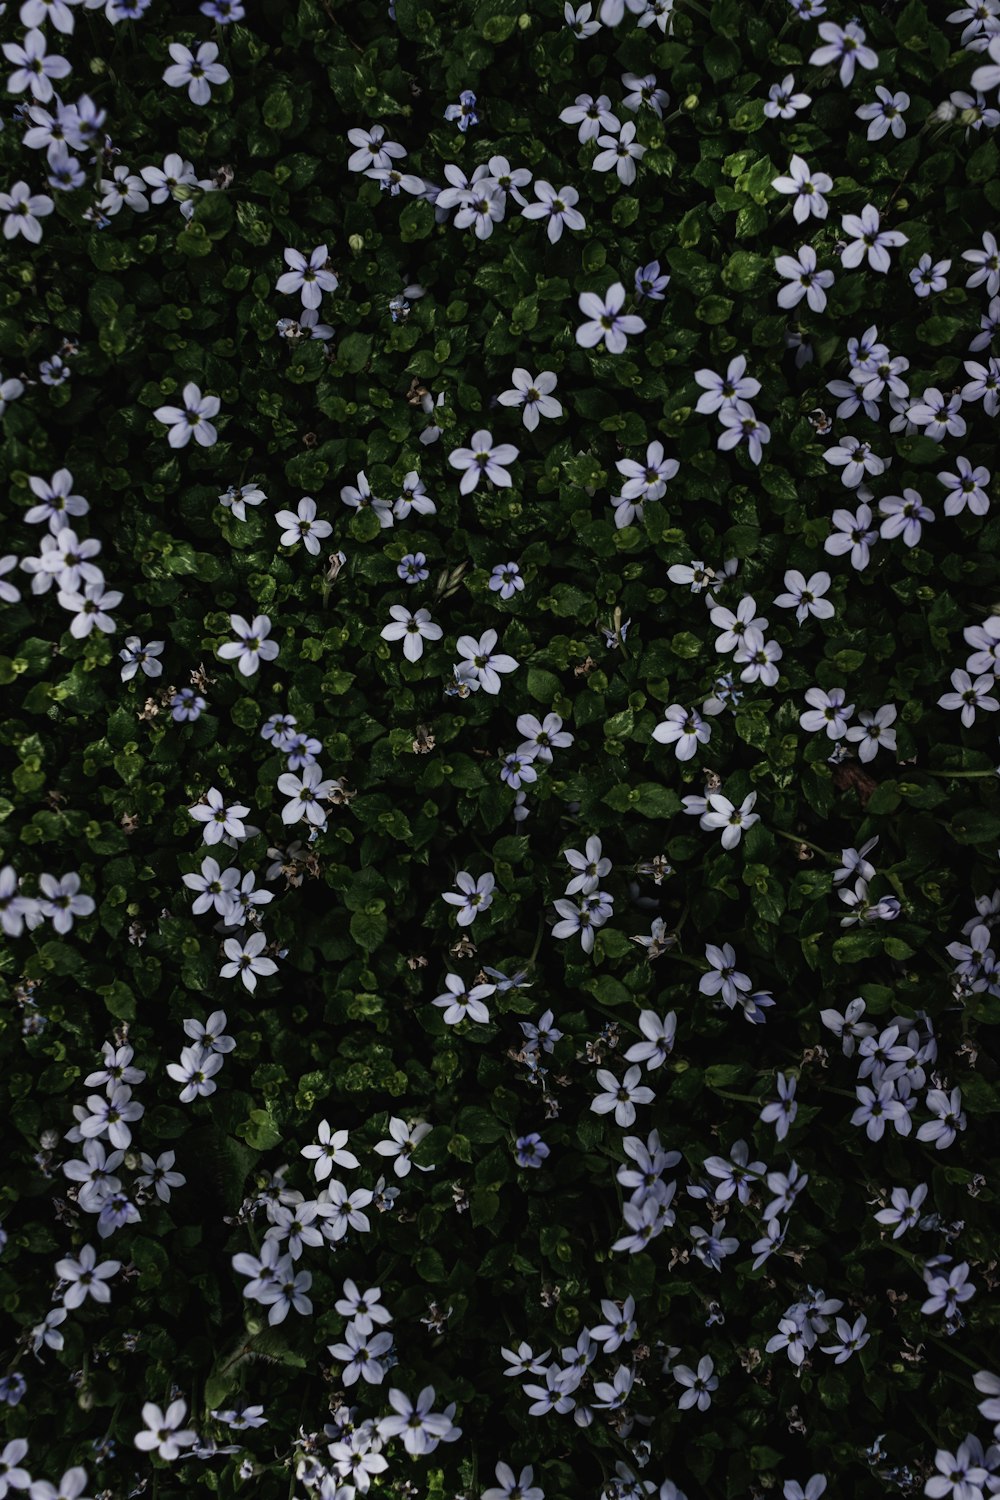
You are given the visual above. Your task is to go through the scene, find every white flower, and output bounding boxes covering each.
[774,246,835,312]
[454,629,518,693]
[133,1400,197,1461]
[448,430,519,493]
[520,180,586,241]
[275,496,333,554]
[119,636,164,681]
[99,166,149,216]
[162,41,230,105]
[808,20,878,86]
[0,179,54,242]
[442,870,495,925]
[275,244,338,307]
[591,1065,655,1127]
[575,282,645,354]
[773,570,835,624]
[764,73,811,120]
[380,605,443,662]
[166,1045,224,1102]
[673,1356,717,1410]
[840,205,908,273]
[372,1117,433,1177]
[218,614,279,676]
[652,704,711,761]
[347,124,407,172]
[856,85,909,140]
[302,1122,359,1181]
[937,669,999,728]
[799,687,854,738]
[496,369,562,431]
[54,1244,120,1308]
[57,582,123,638]
[592,120,646,185]
[277,764,336,827]
[37,872,95,933]
[431,972,495,1025]
[701,792,760,849]
[153,381,220,448]
[771,155,832,223]
[220,931,278,992]
[558,92,620,143]
[845,705,897,761]
[3,29,71,103]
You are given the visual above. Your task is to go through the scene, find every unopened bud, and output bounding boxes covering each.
[348,234,364,253]
[684,93,699,110]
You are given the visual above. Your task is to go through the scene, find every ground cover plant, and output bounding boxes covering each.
[2,0,1000,1496]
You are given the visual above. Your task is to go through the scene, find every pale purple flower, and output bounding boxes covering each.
[845,704,897,761]
[856,86,909,140]
[448,430,519,493]
[442,870,495,926]
[924,1442,989,1500]
[4,29,71,103]
[380,605,443,663]
[219,931,278,992]
[841,205,908,273]
[275,245,338,308]
[55,1244,120,1309]
[718,407,770,464]
[520,181,586,242]
[808,20,878,85]
[879,490,934,546]
[874,1183,927,1238]
[908,388,967,441]
[166,1045,224,1102]
[37,872,94,933]
[275,496,333,555]
[771,155,832,223]
[153,381,220,447]
[760,1073,798,1141]
[497,369,562,430]
[162,41,230,105]
[824,502,878,570]
[617,440,679,500]
[346,124,407,173]
[575,282,645,354]
[699,943,752,1008]
[454,629,518,692]
[800,686,854,737]
[218,614,279,676]
[820,1314,870,1362]
[775,246,835,311]
[673,1356,717,1411]
[558,93,620,143]
[910,254,951,296]
[624,1010,677,1069]
[652,704,711,760]
[591,1065,655,1127]
[962,359,1000,417]
[938,669,999,727]
[939,458,990,517]
[764,74,811,119]
[917,1087,967,1149]
[592,120,646,186]
[964,231,1000,297]
[634,259,671,299]
[700,792,759,849]
[920,1262,975,1318]
[774,569,834,624]
[431,971,494,1025]
[0,179,54,243]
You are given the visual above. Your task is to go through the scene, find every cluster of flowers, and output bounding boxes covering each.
[4,468,124,638]
[0,864,95,937]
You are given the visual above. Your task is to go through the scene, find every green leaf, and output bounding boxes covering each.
[337,333,372,373]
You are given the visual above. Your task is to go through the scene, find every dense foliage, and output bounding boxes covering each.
[2,0,1000,1497]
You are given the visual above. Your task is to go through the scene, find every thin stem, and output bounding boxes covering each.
[922,768,997,778]
[773,827,833,858]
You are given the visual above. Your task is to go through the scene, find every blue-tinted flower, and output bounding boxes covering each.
[515,1133,550,1168]
[489,561,525,600]
[634,259,670,299]
[444,90,478,131]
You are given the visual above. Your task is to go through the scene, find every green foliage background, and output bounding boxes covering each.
[1,0,1000,1495]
